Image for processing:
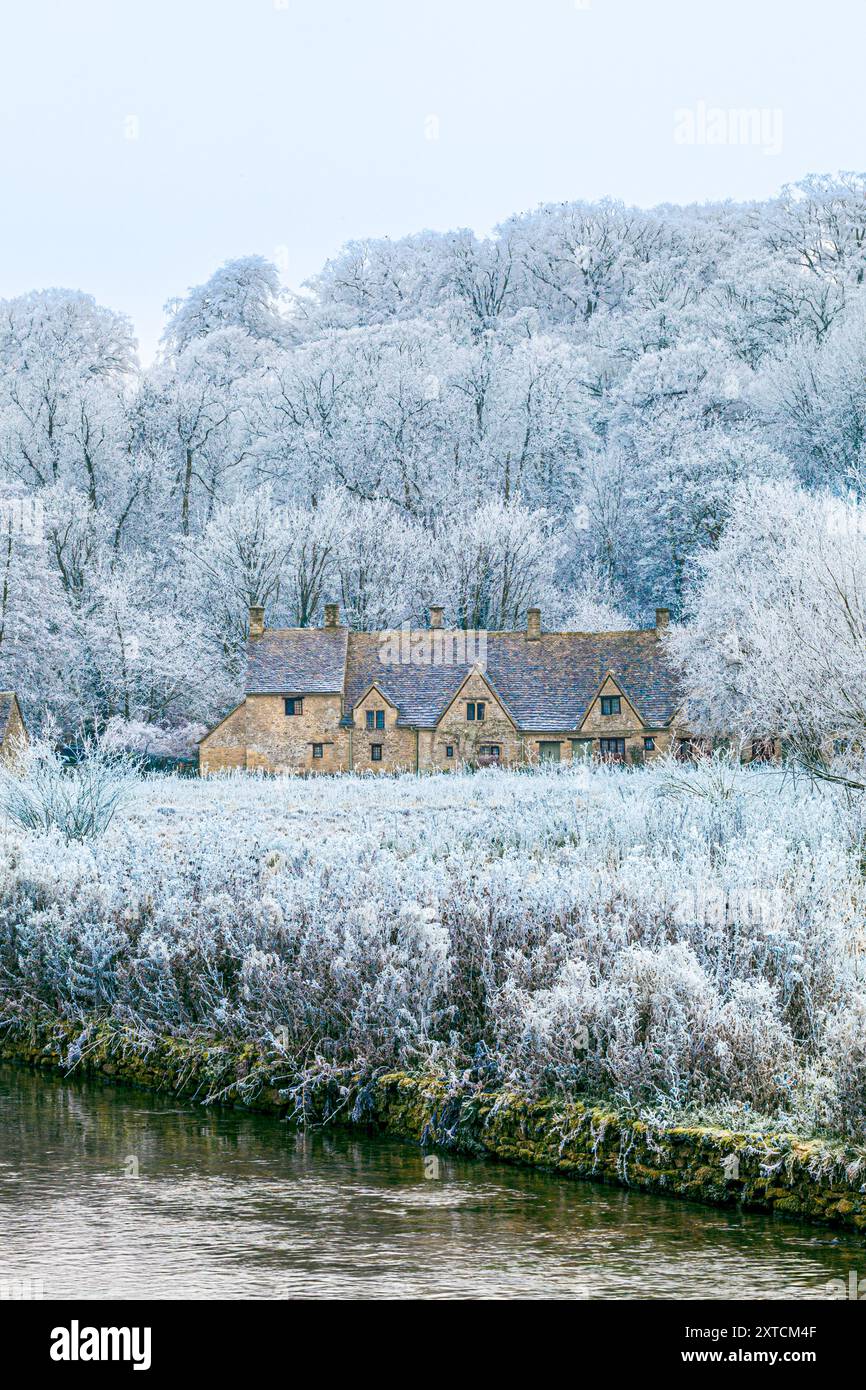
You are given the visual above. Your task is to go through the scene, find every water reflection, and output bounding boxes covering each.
[0,1066,858,1300]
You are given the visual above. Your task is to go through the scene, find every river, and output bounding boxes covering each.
[0,1066,858,1300]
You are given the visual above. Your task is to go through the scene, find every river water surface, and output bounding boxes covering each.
[0,1066,859,1300]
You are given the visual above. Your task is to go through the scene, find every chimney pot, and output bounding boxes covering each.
[429,605,444,629]
[527,607,542,640]
[324,602,340,629]
[655,607,670,632]
[249,605,265,639]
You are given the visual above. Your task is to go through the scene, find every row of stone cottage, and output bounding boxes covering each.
[197,604,778,776]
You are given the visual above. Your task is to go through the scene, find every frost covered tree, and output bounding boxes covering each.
[137,329,261,534]
[0,290,136,495]
[553,568,632,632]
[163,256,286,353]
[432,496,563,630]
[185,486,294,668]
[333,497,428,629]
[667,479,866,787]
[0,486,76,724]
[757,291,866,488]
[5,181,866,746]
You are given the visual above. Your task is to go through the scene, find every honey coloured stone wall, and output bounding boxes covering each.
[432,671,522,768]
[351,687,416,772]
[199,694,350,774]
[573,675,663,763]
[246,693,348,774]
[198,701,248,774]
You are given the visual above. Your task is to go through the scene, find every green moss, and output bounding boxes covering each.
[2,1015,865,1238]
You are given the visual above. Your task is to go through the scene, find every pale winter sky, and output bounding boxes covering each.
[1,0,863,362]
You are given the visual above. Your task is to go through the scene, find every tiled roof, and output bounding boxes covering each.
[247,626,682,731]
[246,628,348,694]
[342,632,482,728]
[486,631,680,730]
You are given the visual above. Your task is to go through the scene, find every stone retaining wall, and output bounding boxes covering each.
[2,1017,864,1237]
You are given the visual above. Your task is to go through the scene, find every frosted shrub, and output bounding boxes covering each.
[0,738,140,842]
[818,994,866,1137]
[0,763,863,1139]
[493,946,796,1113]
[653,745,760,805]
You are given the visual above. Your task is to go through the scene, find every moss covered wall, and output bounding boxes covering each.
[2,1017,864,1238]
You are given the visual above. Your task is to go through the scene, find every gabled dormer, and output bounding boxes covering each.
[352,680,400,731]
[435,664,518,731]
[576,672,645,734]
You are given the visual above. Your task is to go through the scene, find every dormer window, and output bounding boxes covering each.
[467,701,485,722]
[366,709,385,730]
[600,695,621,716]
[284,697,303,716]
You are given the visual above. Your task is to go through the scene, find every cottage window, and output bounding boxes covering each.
[643,736,655,752]
[371,744,383,762]
[312,743,323,759]
[600,695,621,716]
[599,737,626,761]
[467,701,485,722]
[284,697,303,716]
[366,709,386,731]
[479,745,500,759]
[445,745,454,758]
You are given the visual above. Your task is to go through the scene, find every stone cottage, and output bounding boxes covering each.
[198,604,693,774]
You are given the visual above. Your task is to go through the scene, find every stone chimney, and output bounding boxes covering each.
[655,607,670,633]
[429,605,444,629]
[324,602,340,629]
[526,607,542,640]
[249,605,265,639]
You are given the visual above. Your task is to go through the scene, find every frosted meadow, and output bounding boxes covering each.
[1,757,865,1145]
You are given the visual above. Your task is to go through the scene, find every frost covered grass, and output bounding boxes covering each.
[1,759,865,1142]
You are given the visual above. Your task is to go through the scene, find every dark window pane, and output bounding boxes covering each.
[312,743,323,759]
[365,711,374,730]
[375,709,385,729]
[371,744,383,762]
